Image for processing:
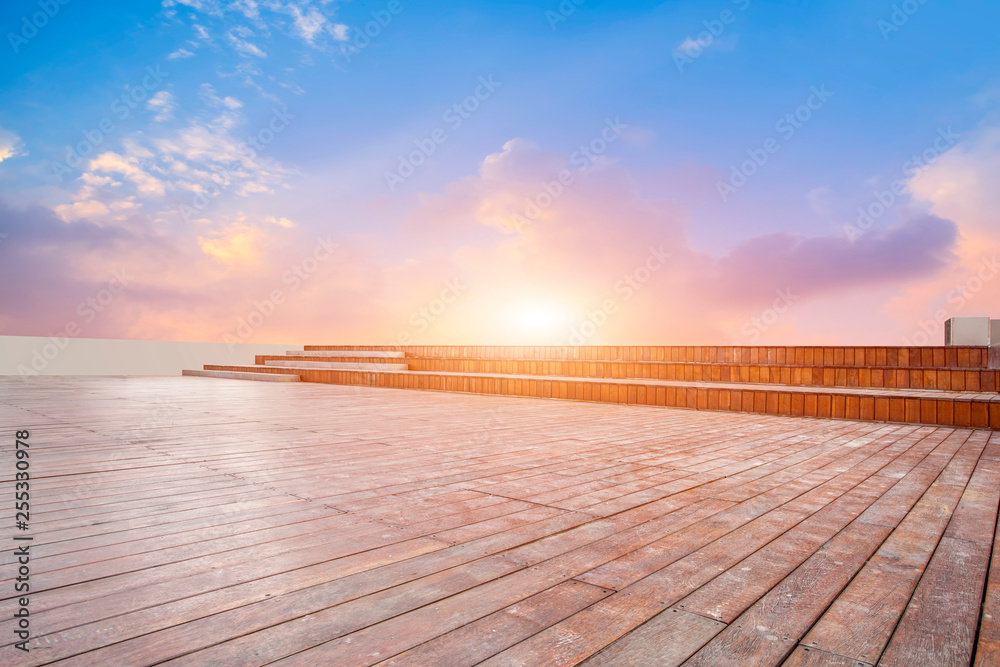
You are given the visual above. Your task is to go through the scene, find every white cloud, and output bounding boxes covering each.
[80,173,121,187]
[147,91,178,122]
[88,151,167,197]
[265,215,295,227]
[227,26,267,58]
[168,47,195,59]
[200,83,243,110]
[0,125,25,163]
[330,23,349,41]
[54,199,111,222]
[286,4,328,44]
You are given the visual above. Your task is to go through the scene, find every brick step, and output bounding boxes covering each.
[402,357,1000,392]
[259,355,409,366]
[304,345,997,369]
[262,359,408,371]
[201,364,1000,430]
[182,369,300,382]
[284,350,405,358]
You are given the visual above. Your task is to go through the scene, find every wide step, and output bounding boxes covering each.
[286,350,404,358]
[265,360,408,371]
[182,369,300,382]
[195,345,1000,430]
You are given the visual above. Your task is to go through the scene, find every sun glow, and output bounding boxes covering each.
[509,302,574,341]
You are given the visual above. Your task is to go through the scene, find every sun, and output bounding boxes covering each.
[508,302,574,342]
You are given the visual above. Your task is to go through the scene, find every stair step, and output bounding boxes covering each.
[183,369,300,382]
[304,345,995,369]
[288,350,404,359]
[403,358,999,391]
[264,360,408,370]
[202,364,1000,429]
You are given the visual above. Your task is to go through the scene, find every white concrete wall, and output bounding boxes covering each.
[0,335,302,376]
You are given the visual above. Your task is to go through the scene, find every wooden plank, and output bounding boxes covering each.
[375,581,611,666]
[579,608,725,666]
[783,646,874,666]
[879,537,991,666]
[680,521,894,666]
[795,479,969,663]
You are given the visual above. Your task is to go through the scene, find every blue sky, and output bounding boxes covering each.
[1,0,998,345]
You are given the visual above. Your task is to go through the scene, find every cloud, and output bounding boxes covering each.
[0,125,25,163]
[1,132,970,346]
[402,138,962,343]
[880,117,1000,337]
[285,3,328,44]
[167,47,195,59]
[199,83,243,110]
[198,223,261,264]
[227,26,267,58]
[908,119,1000,249]
[265,215,295,227]
[88,151,167,197]
[147,91,178,122]
[330,23,349,41]
[54,199,111,222]
[711,214,958,303]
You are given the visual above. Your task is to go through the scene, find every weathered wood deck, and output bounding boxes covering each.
[2,375,999,666]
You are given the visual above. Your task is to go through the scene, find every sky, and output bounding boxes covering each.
[1,0,998,347]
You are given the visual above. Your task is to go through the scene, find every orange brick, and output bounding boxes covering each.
[966,371,981,392]
[954,401,972,427]
[818,395,832,419]
[920,399,937,426]
[937,400,954,426]
[832,395,847,419]
[971,401,990,429]
[804,394,818,417]
[889,398,905,423]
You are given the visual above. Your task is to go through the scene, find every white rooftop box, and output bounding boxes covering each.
[945,317,992,346]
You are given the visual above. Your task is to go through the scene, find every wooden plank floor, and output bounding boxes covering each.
[1,376,998,666]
